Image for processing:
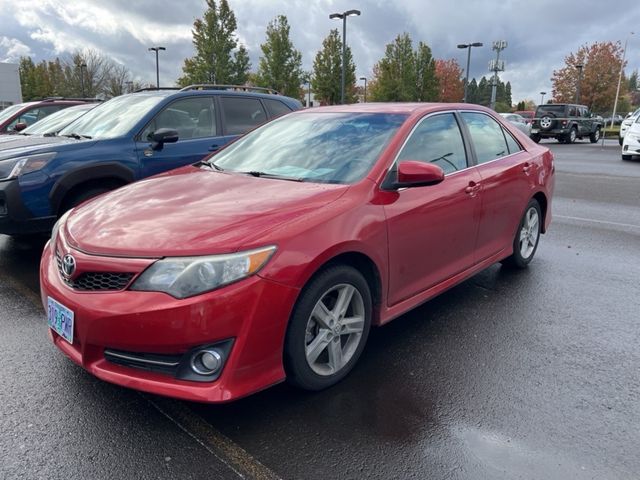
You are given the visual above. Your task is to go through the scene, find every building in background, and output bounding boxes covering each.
[0,63,23,111]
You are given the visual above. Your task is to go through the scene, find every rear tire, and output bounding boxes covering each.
[502,199,542,269]
[284,265,372,391]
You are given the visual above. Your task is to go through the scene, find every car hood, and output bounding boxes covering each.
[66,166,350,257]
[0,135,91,160]
[0,134,69,152]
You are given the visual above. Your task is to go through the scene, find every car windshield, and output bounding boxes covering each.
[58,94,166,139]
[23,104,96,135]
[0,103,32,124]
[212,112,408,184]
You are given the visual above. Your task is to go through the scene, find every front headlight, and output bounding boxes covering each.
[130,245,277,298]
[0,152,56,180]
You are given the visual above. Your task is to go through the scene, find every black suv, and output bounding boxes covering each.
[531,104,602,144]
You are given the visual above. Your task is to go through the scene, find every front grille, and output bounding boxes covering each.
[55,250,134,291]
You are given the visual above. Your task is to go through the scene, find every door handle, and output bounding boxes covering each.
[465,181,481,197]
[208,144,220,152]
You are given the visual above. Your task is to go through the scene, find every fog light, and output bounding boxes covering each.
[190,349,222,375]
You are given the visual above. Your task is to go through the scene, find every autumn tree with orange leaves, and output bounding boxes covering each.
[435,59,464,102]
[551,42,627,113]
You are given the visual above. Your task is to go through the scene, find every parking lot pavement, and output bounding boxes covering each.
[1,140,639,479]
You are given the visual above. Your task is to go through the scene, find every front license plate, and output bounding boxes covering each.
[47,296,74,344]
[531,128,539,134]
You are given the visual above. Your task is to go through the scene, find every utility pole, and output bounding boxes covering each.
[489,40,507,110]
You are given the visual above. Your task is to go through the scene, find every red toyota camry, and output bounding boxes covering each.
[40,103,554,403]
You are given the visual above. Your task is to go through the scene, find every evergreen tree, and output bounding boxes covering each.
[312,29,356,105]
[415,41,439,101]
[178,0,250,86]
[369,33,439,102]
[467,78,478,103]
[256,15,303,98]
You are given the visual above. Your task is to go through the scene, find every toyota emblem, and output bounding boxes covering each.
[61,254,76,278]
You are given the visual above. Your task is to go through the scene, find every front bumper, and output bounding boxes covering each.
[622,135,640,156]
[40,240,300,403]
[0,179,55,235]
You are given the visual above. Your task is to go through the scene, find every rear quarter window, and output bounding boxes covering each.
[263,99,293,119]
[221,97,268,135]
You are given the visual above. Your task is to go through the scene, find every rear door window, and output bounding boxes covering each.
[220,97,267,135]
[461,112,510,164]
[263,98,293,118]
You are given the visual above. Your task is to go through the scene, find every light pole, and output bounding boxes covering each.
[306,75,312,107]
[359,76,367,102]
[457,42,483,103]
[148,46,166,89]
[540,91,547,105]
[79,63,87,97]
[330,9,361,104]
[574,64,583,104]
[603,31,634,147]
[125,81,134,94]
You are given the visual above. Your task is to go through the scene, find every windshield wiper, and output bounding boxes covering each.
[240,171,304,182]
[43,132,57,137]
[62,133,92,140]
[195,159,224,171]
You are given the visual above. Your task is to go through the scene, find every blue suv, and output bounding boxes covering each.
[0,86,301,235]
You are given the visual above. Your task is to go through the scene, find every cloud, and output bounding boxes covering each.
[0,0,638,103]
[0,37,33,62]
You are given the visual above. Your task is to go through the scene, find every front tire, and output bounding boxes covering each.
[622,154,632,161]
[284,265,372,391]
[502,199,542,269]
[589,129,600,143]
[565,128,577,144]
[530,134,541,143]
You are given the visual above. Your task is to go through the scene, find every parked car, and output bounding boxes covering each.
[619,107,640,145]
[500,113,532,135]
[0,98,97,134]
[603,114,624,126]
[621,115,640,161]
[41,103,555,403]
[0,85,302,236]
[0,103,97,150]
[514,110,534,125]
[530,103,602,143]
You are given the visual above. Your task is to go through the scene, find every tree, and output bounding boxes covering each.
[256,15,303,97]
[434,59,464,102]
[551,41,626,113]
[415,42,438,101]
[312,29,356,105]
[178,0,250,86]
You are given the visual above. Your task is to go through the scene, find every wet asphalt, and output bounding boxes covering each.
[1,139,639,479]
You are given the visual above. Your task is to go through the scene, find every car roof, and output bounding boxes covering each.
[128,88,301,107]
[300,102,490,115]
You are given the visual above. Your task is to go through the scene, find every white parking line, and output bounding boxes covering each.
[555,214,640,230]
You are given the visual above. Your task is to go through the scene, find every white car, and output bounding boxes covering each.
[499,113,532,136]
[621,115,640,161]
[619,107,640,145]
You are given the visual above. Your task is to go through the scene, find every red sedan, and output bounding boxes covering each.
[40,103,554,402]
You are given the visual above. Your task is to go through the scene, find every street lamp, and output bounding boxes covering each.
[306,75,312,107]
[330,9,361,104]
[359,76,367,102]
[540,91,547,105]
[457,42,483,103]
[79,63,87,97]
[148,46,166,89]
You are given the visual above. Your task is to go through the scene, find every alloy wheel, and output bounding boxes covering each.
[304,283,365,376]
[519,206,540,259]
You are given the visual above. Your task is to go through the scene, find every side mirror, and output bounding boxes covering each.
[13,122,28,132]
[151,128,179,150]
[384,161,445,190]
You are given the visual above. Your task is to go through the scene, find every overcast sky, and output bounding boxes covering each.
[0,0,638,103]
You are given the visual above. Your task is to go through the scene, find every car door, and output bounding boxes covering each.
[136,96,219,177]
[459,111,534,263]
[384,112,483,306]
